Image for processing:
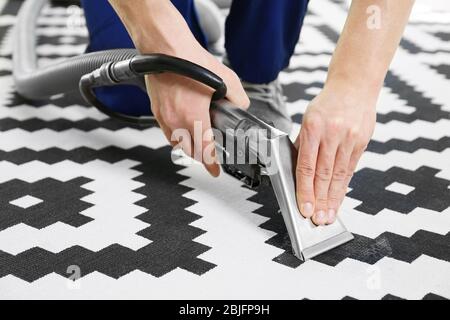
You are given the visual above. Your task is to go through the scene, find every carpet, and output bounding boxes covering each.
[0,0,449,299]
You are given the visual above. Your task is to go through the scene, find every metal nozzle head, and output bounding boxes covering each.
[210,101,354,260]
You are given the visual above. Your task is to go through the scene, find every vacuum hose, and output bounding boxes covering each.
[79,54,227,126]
[13,0,227,127]
[13,0,139,100]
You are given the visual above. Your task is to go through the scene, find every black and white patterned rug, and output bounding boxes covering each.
[0,0,449,299]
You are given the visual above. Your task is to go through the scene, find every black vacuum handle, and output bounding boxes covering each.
[109,54,228,101]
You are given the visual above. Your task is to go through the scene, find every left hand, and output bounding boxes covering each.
[295,83,377,225]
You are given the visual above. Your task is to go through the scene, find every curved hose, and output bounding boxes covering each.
[79,54,228,126]
[13,0,228,128]
[13,0,139,100]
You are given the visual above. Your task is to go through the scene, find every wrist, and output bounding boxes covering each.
[132,4,188,54]
[110,0,197,55]
[324,73,381,108]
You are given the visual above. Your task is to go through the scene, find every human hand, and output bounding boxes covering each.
[109,0,249,176]
[295,83,377,225]
[146,48,249,177]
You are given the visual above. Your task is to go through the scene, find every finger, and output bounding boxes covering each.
[327,142,354,224]
[221,67,250,109]
[188,112,220,177]
[171,130,193,158]
[313,141,339,226]
[150,104,175,148]
[164,111,192,157]
[148,87,175,146]
[159,117,175,147]
[296,125,320,219]
[340,146,366,208]
[202,127,220,177]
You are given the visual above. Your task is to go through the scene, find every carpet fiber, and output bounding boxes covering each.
[0,0,449,299]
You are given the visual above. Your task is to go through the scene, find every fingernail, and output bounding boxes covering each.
[300,202,314,217]
[205,164,220,178]
[314,210,327,225]
[327,209,336,224]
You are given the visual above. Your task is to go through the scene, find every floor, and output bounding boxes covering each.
[0,0,449,299]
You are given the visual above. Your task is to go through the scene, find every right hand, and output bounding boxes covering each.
[109,0,249,176]
[145,47,249,177]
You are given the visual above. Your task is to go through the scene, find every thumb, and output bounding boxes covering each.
[217,65,250,109]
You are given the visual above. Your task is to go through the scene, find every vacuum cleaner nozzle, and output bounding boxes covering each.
[79,57,355,260]
[210,101,354,260]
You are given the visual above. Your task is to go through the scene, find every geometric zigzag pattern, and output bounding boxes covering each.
[0,0,449,299]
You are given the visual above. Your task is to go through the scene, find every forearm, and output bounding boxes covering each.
[326,0,414,103]
[108,0,199,54]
